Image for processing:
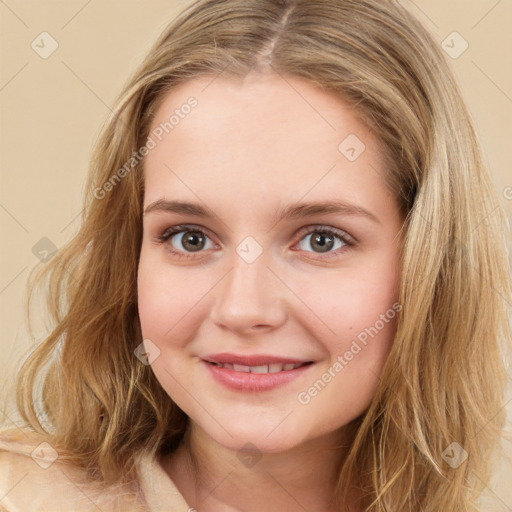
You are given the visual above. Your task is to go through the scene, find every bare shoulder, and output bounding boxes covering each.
[0,428,144,512]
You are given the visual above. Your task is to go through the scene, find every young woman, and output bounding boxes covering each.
[1,0,510,511]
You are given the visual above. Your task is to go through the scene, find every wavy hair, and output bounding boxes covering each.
[11,0,511,510]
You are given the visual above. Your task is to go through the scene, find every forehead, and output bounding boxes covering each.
[143,73,391,212]
[147,72,377,153]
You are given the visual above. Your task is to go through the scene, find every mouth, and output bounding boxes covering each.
[204,360,313,373]
[201,353,315,392]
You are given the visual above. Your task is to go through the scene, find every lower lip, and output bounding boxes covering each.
[202,361,314,392]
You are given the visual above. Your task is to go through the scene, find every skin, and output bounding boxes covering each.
[137,72,404,512]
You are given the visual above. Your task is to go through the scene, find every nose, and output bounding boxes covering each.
[209,252,288,335]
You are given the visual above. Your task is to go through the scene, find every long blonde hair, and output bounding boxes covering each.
[11,0,511,510]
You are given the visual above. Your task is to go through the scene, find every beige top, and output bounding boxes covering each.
[0,429,192,512]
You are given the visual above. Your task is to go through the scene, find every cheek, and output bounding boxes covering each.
[137,248,212,343]
[297,257,400,348]
[136,253,207,398]
[137,259,170,336]
[293,272,399,422]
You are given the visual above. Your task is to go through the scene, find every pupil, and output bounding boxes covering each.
[312,232,334,253]
[184,231,204,251]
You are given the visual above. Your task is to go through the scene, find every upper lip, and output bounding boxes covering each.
[202,353,313,366]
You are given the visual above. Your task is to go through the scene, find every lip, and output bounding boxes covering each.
[203,353,312,366]
[201,353,314,392]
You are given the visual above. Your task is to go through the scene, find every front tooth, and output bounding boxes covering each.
[268,363,284,373]
[233,364,251,372]
[222,363,234,370]
[251,365,269,374]
[283,363,297,371]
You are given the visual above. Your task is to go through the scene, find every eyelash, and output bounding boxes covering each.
[154,224,355,260]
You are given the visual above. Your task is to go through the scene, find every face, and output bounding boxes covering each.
[137,72,404,454]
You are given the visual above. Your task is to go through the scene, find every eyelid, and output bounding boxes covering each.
[155,223,219,258]
[154,223,356,259]
[157,223,218,244]
[293,224,356,246]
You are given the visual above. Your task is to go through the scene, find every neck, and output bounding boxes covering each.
[161,421,361,512]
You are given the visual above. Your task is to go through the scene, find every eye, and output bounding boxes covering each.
[154,224,355,260]
[155,225,216,258]
[294,226,354,258]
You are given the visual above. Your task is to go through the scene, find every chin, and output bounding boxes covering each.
[204,423,307,454]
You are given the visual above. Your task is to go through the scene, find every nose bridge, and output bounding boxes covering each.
[209,247,287,333]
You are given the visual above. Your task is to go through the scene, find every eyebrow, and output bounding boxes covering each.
[143,198,380,225]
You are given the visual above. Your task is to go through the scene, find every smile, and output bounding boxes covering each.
[206,361,309,373]
[201,355,315,392]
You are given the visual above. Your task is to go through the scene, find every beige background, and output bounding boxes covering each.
[1,0,511,508]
